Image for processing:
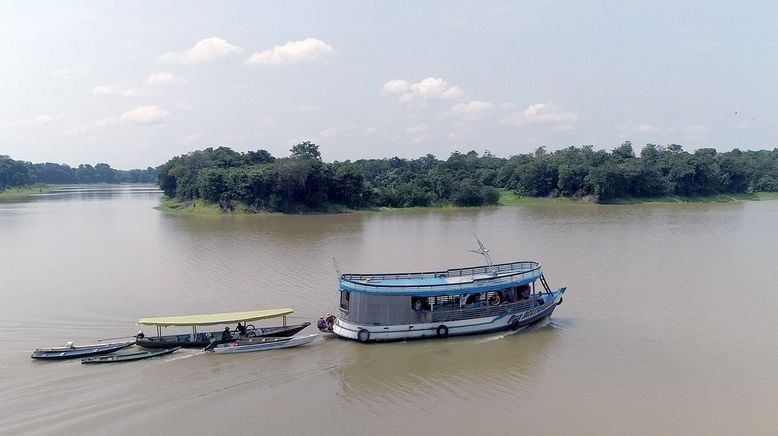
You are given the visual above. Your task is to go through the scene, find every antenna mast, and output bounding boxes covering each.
[469,234,494,268]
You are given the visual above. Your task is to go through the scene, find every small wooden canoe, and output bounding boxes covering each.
[212,334,318,354]
[81,347,180,364]
[31,342,134,360]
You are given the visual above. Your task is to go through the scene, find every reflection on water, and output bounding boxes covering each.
[1,188,778,435]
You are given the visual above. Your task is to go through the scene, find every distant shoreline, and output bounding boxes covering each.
[0,184,53,201]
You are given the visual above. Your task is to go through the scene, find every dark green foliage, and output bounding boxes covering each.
[154,142,778,211]
[0,155,156,191]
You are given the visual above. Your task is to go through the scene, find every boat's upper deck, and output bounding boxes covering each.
[339,261,543,296]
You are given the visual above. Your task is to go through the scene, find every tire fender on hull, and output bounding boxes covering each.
[509,316,520,331]
[436,325,449,338]
[357,328,370,343]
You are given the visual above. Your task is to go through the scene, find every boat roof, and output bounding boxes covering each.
[137,308,293,327]
[340,261,543,296]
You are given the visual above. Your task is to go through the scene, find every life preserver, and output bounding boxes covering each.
[246,324,256,331]
[357,329,370,343]
[247,331,256,337]
[509,316,520,331]
[436,325,449,338]
[489,293,502,305]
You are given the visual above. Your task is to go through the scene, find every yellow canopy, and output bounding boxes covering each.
[137,308,294,327]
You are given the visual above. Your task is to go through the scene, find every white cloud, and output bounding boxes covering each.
[292,104,318,113]
[181,132,203,145]
[502,103,578,129]
[682,124,707,138]
[315,124,357,141]
[619,121,660,133]
[144,72,188,87]
[381,79,410,95]
[446,100,495,121]
[0,114,65,130]
[93,85,142,97]
[64,117,120,135]
[382,77,465,103]
[245,38,336,65]
[52,66,91,79]
[159,37,242,64]
[121,106,170,125]
[406,124,431,143]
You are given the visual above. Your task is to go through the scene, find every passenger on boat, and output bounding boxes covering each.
[136,331,145,339]
[317,317,327,330]
[236,322,247,336]
[326,314,335,330]
[466,294,483,307]
[221,326,232,340]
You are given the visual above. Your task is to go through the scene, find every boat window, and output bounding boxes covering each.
[410,297,429,311]
[431,295,459,308]
[340,291,350,310]
[518,284,531,300]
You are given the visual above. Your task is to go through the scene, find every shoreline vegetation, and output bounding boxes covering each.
[5,141,778,213]
[0,184,53,200]
[156,189,778,216]
[0,155,156,192]
[155,141,778,215]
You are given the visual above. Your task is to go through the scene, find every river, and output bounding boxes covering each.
[1,186,777,435]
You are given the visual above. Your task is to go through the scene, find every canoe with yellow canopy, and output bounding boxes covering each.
[135,308,310,349]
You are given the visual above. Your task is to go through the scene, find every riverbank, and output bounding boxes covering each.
[155,197,351,216]
[0,185,52,201]
[157,190,778,216]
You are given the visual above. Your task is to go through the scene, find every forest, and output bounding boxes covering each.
[0,155,156,190]
[155,141,778,213]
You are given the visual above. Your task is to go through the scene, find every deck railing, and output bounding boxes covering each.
[340,264,543,295]
[342,261,539,283]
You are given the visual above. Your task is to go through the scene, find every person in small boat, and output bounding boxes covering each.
[317,317,327,330]
[325,314,336,330]
[136,331,145,339]
[236,322,247,336]
[221,326,232,340]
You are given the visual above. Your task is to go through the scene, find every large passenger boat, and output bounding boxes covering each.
[333,241,566,342]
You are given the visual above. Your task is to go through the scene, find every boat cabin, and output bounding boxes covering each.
[338,261,549,326]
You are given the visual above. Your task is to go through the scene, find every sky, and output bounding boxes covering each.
[0,1,776,169]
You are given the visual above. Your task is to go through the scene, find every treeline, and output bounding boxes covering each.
[0,155,156,190]
[156,141,778,212]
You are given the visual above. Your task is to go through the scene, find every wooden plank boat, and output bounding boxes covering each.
[134,308,310,349]
[212,333,318,354]
[31,342,134,360]
[81,347,180,364]
[136,323,310,349]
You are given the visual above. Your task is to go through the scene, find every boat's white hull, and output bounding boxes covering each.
[334,289,564,342]
[212,334,318,353]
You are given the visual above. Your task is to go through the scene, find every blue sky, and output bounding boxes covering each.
[0,1,775,168]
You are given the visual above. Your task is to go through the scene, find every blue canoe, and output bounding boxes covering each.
[31,342,134,360]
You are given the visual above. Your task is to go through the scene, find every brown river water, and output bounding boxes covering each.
[1,186,777,435]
